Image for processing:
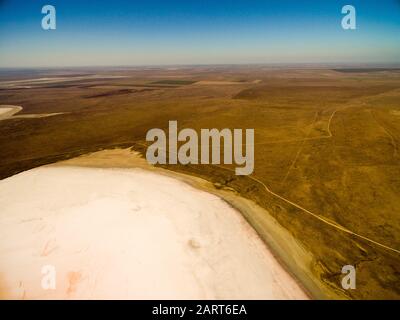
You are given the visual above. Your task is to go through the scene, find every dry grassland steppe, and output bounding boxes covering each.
[0,66,399,299]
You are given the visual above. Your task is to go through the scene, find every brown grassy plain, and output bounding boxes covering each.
[0,66,399,299]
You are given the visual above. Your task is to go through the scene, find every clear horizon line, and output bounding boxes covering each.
[1,61,400,70]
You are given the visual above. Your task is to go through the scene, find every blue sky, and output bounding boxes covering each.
[0,0,399,67]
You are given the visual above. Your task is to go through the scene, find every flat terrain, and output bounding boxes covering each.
[0,66,399,299]
[0,164,307,300]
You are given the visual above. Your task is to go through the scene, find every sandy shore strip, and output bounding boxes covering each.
[0,105,65,121]
[0,75,129,89]
[0,150,310,300]
[0,105,23,120]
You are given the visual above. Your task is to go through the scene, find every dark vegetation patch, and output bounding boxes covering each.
[84,88,154,98]
[233,85,398,103]
[127,84,180,88]
[333,68,400,73]
[41,78,113,89]
[151,80,197,85]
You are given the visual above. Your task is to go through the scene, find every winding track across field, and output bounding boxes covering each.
[2,103,398,254]
[138,105,400,255]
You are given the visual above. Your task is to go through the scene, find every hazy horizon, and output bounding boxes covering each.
[1,62,400,71]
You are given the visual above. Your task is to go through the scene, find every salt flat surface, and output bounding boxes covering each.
[0,107,14,115]
[0,166,308,299]
[0,105,22,120]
